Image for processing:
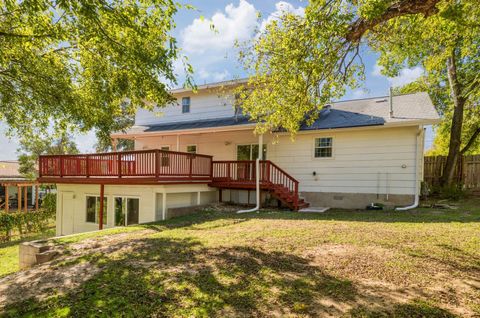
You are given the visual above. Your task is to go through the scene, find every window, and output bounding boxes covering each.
[236,144,267,160]
[86,196,107,224]
[314,137,333,158]
[186,145,197,154]
[182,97,190,113]
[114,197,140,226]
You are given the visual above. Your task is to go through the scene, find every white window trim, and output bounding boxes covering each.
[181,97,190,113]
[113,196,141,227]
[312,136,335,160]
[85,194,108,225]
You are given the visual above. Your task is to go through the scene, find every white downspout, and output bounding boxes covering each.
[237,134,263,214]
[396,127,422,211]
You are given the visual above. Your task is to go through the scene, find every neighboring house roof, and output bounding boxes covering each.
[170,78,248,94]
[119,92,440,137]
[0,161,25,181]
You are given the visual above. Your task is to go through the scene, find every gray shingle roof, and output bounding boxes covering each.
[124,92,439,135]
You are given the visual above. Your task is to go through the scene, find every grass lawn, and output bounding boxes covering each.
[1,199,479,317]
[0,227,56,278]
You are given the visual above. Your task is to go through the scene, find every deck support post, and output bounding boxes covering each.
[99,184,104,230]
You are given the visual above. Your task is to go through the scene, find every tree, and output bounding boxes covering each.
[0,0,192,143]
[395,77,480,156]
[17,134,79,180]
[239,0,479,186]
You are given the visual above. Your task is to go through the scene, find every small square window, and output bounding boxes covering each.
[314,137,333,158]
[182,97,190,113]
[186,145,197,154]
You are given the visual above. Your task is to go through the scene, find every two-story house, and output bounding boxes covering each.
[39,79,440,235]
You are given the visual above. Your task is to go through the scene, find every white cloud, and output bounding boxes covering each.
[372,63,423,87]
[389,67,423,87]
[181,0,257,54]
[260,1,305,31]
[198,68,230,82]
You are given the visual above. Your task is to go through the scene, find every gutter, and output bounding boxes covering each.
[396,126,423,211]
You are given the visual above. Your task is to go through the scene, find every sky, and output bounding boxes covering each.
[0,0,433,160]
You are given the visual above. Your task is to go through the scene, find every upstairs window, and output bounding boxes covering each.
[314,137,333,158]
[182,97,190,113]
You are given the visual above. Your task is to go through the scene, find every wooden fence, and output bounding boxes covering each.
[424,155,480,191]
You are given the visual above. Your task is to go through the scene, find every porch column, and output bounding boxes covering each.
[112,138,118,152]
[35,185,39,211]
[5,185,9,213]
[176,135,180,151]
[99,184,105,230]
[24,186,28,212]
[17,186,21,212]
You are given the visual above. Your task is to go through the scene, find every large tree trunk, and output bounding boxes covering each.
[441,50,466,186]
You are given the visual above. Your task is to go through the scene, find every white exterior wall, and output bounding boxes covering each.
[55,183,216,236]
[134,125,422,196]
[135,89,235,126]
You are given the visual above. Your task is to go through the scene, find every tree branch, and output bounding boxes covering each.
[461,127,480,154]
[345,0,441,42]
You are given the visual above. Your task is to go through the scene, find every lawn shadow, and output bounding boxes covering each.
[1,235,459,317]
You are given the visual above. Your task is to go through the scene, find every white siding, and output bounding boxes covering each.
[135,89,235,125]
[56,184,216,236]
[134,125,422,196]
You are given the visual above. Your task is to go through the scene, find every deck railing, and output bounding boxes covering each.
[39,149,213,181]
[212,160,299,208]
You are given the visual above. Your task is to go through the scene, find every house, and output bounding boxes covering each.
[38,79,440,236]
[0,161,40,212]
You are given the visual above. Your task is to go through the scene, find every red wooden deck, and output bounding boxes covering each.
[38,149,213,184]
[38,150,308,210]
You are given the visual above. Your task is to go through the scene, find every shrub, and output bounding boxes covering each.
[431,184,467,201]
[0,208,55,242]
[42,193,56,214]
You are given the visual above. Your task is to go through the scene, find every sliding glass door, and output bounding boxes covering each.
[114,197,140,226]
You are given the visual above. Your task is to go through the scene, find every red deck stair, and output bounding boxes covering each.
[211,160,309,211]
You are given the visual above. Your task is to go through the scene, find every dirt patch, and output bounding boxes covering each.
[0,229,156,310]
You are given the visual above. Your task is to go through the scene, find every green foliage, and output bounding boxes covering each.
[0,208,55,242]
[239,0,480,140]
[0,0,192,142]
[41,193,56,215]
[431,184,467,201]
[17,134,79,179]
